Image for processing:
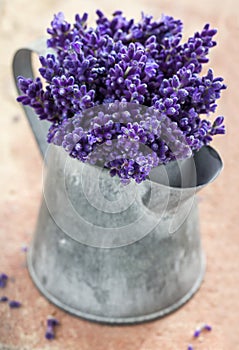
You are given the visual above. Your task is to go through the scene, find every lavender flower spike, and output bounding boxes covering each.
[17,10,226,184]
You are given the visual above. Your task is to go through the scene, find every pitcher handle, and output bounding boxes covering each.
[12,38,50,158]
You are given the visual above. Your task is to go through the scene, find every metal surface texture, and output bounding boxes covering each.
[26,145,220,324]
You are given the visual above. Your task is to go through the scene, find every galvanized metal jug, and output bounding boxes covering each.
[13,43,223,324]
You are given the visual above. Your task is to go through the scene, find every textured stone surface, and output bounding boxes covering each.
[0,0,238,349]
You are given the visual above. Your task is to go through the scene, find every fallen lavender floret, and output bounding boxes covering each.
[193,327,201,338]
[47,317,60,327]
[203,324,212,331]
[0,296,8,302]
[187,345,194,350]
[0,273,8,288]
[9,300,21,308]
[45,327,55,340]
[21,245,28,252]
[193,323,212,338]
[45,316,59,340]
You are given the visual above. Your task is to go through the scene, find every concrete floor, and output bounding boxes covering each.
[0,0,238,349]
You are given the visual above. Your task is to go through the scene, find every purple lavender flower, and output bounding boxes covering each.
[0,296,8,302]
[21,245,28,252]
[9,300,21,308]
[203,324,212,332]
[45,327,55,340]
[0,273,8,288]
[47,317,60,327]
[211,116,225,135]
[45,316,59,340]
[193,323,212,338]
[17,10,226,184]
[193,328,201,338]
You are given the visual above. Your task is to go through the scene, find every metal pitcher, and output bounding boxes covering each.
[12,42,223,324]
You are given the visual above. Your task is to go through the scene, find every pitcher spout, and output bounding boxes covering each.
[192,145,223,190]
[149,145,223,191]
[142,145,223,222]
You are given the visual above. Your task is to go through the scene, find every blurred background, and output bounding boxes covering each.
[0,0,238,349]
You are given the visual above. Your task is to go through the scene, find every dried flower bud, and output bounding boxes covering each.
[0,273,8,288]
[9,300,21,308]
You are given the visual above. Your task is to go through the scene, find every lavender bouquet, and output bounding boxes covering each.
[17,11,226,184]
